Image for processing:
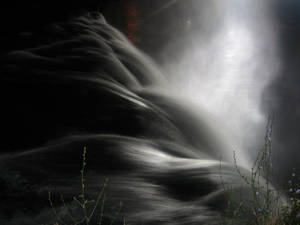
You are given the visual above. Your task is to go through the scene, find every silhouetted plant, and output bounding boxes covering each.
[48,147,124,225]
[220,115,300,225]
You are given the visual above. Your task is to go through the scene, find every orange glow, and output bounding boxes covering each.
[125,1,138,43]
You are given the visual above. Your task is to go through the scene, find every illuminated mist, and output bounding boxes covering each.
[154,0,280,167]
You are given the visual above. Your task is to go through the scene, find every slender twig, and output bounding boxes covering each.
[48,191,67,225]
[98,193,106,225]
[88,178,109,221]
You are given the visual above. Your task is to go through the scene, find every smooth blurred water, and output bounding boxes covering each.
[152,0,280,167]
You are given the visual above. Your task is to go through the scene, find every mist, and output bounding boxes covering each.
[134,0,279,168]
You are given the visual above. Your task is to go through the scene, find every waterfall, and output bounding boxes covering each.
[153,0,280,168]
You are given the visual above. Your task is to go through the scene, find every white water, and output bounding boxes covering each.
[157,0,280,167]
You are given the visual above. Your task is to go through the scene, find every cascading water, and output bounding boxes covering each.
[0,1,287,224]
[150,0,281,168]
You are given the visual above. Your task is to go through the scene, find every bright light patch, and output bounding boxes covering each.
[160,0,279,167]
